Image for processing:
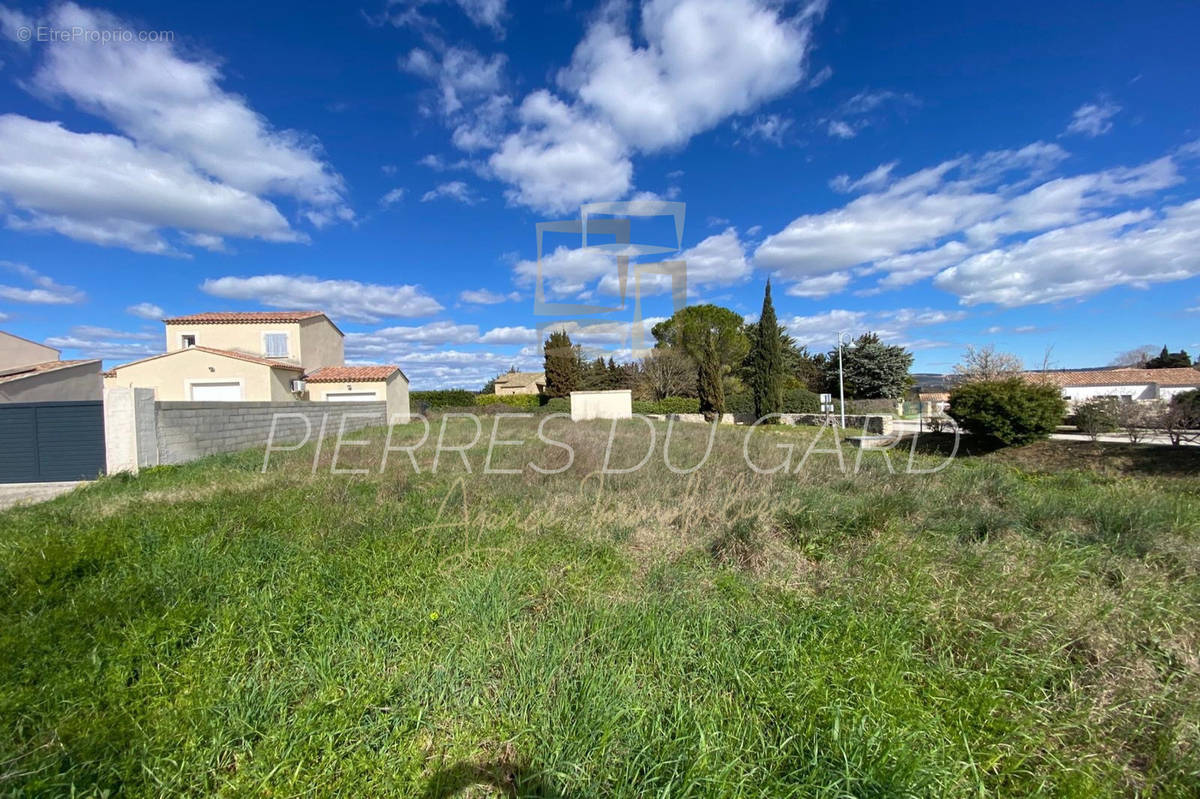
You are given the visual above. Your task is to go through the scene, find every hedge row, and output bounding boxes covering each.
[632,397,701,415]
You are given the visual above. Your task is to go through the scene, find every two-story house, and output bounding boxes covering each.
[103,311,393,402]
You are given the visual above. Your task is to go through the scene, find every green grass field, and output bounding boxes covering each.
[2,417,1198,797]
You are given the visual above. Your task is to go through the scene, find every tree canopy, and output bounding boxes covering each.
[825,332,914,399]
[748,281,785,417]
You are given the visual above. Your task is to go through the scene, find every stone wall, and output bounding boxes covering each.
[154,401,387,465]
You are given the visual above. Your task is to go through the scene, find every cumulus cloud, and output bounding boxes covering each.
[0,262,85,304]
[126,302,165,320]
[0,2,348,253]
[201,275,443,323]
[734,113,793,146]
[414,0,825,213]
[755,141,1193,305]
[1065,98,1120,137]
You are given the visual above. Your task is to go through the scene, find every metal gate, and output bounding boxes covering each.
[0,401,106,483]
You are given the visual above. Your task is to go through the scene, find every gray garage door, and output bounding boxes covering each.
[0,401,106,483]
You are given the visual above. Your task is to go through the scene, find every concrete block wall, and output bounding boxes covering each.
[153,401,387,465]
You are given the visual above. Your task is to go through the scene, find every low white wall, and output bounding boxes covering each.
[570,389,632,421]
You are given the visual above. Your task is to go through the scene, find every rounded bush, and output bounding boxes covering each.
[947,378,1066,446]
[1071,397,1121,439]
[782,387,819,414]
[1170,388,1200,426]
[410,389,476,409]
[632,397,701,415]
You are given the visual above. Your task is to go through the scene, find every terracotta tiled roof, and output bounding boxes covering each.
[305,365,401,383]
[1024,367,1200,388]
[0,359,98,384]
[107,346,304,372]
[163,310,327,324]
[494,371,545,387]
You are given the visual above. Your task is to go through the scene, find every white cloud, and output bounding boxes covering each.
[402,46,506,116]
[559,0,821,152]
[512,241,614,298]
[45,326,161,360]
[382,0,507,35]
[936,201,1200,306]
[826,119,856,139]
[126,302,165,320]
[380,187,405,207]
[756,142,1192,305]
[0,3,348,252]
[0,262,84,304]
[201,274,443,323]
[409,0,824,213]
[0,116,300,254]
[489,91,631,214]
[420,180,479,204]
[459,288,520,304]
[0,6,32,45]
[735,113,793,145]
[478,325,537,344]
[347,321,481,357]
[782,307,963,349]
[783,272,851,298]
[824,89,920,139]
[1065,99,1120,137]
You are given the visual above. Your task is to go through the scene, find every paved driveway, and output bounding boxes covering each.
[0,481,87,511]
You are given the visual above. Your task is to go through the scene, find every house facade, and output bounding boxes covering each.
[0,330,101,403]
[494,371,545,396]
[305,365,410,416]
[1025,367,1200,406]
[162,310,343,372]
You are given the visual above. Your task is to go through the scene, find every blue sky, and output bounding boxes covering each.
[0,0,1197,389]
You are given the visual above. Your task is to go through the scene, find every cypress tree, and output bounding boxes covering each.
[543,329,580,398]
[750,280,785,419]
[697,333,726,415]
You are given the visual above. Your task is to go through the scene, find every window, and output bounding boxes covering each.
[181,334,196,348]
[263,333,289,357]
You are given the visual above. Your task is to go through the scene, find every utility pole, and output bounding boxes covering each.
[837,330,846,429]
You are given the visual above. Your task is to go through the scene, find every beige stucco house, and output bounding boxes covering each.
[105,311,343,401]
[103,311,410,411]
[305,366,409,414]
[494,371,545,396]
[0,330,101,402]
[104,345,305,401]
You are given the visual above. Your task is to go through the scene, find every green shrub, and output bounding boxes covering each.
[1170,389,1200,425]
[782,387,819,414]
[410,389,476,409]
[539,397,570,414]
[475,393,542,410]
[632,397,701,415]
[724,390,754,415]
[1071,397,1121,439]
[947,378,1066,446]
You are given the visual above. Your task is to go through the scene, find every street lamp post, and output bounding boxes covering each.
[837,330,846,429]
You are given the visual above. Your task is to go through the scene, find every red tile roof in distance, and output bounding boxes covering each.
[305,365,400,383]
[163,311,326,324]
[1025,367,1200,387]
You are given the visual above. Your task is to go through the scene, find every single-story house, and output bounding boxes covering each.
[0,330,101,402]
[918,392,950,413]
[304,365,409,409]
[1024,367,1200,406]
[104,346,304,401]
[494,371,545,396]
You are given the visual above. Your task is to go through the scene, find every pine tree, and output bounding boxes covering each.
[750,280,785,418]
[697,333,726,415]
[543,329,580,398]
